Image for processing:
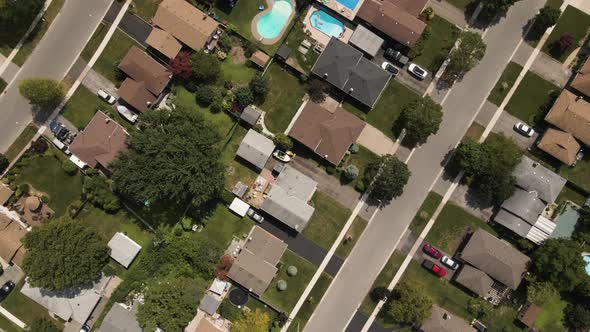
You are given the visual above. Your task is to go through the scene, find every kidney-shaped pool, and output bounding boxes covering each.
[255,0,294,40]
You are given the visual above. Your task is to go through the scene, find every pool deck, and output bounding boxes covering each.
[303,5,353,47]
[315,0,364,21]
[251,0,297,45]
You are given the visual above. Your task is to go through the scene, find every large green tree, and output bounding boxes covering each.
[573,207,590,244]
[363,154,411,204]
[444,31,486,82]
[232,309,271,332]
[190,50,221,84]
[382,282,432,325]
[111,107,224,211]
[0,0,44,38]
[564,304,590,331]
[532,238,587,292]
[531,6,561,36]
[399,96,443,145]
[22,218,110,291]
[83,175,120,213]
[18,78,64,108]
[480,0,520,19]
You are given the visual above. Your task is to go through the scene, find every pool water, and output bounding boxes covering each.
[585,255,590,276]
[551,204,580,239]
[256,0,293,39]
[337,0,359,10]
[310,10,345,38]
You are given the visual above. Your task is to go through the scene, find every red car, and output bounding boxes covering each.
[422,243,442,259]
[422,260,447,277]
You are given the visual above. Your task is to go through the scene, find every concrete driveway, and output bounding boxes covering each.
[414,241,458,281]
[475,100,537,149]
[356,125,396,156]
[372,49,431,96]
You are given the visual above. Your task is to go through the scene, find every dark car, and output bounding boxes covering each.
[422,242,442,259]
[0,281,15,302]
[422,260,447,277]
[384,48,409,66]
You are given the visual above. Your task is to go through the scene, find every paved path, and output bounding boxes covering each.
[0,54,19,84]
[304,0,546,330]
[513,42,571,87]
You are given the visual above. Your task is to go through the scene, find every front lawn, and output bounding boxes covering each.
[89,27,143,84]
[335,216,368,259]
[131,0,163,20]
[446,0,472,11]
[2,281,64,330]
[261,63,307,133]
[505,70,559,128]
[488,62,523,106]
[535,294,567,331]
[286,272,333,332]
[543,5,590,62]
[0,78,6,93]
[409,191,443,235]
[0,315,21,332]
[262,250,317,313]
[4,124,38,162]
[339,146,380,189]
[359,250,405,317]
[412,16,460,73]
[302,191,352,251]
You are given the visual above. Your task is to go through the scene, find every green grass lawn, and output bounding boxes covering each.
[0,78,6,93]
[343,80,421,140]
[262,250,317,313]
[261,63,306,133]
[339,146,380,189]
[409,192,442,235]
[81,22,109,61]
[463,122,485,142]
[535,294,567,331]
[560,154,590,193]
[412,16,460,73]
[283,15,320,73]
[335,216,368,259]
[2,281,64,330]
[0,314,22,332]
[556,183,588,206]
[543,5,590,62]
[426,202,497,254]
[4,124,38,162]
[303,191,352,251]
[488,62,523,106]
[174,86,237,136]
[220,54,258,86]
[219,290,278,324]
[222,125,259,190]
[505,71,559,128]
[131,0,163,20]
[89,28,142,84]
[359,250,405,317]
[286,272,332,332]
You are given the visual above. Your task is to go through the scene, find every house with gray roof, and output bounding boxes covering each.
[99,302,141,332]
[513,156,566,204]
[454,264,495,298]
[236,129,275,170]
[108,232,142,268]
[419,305,477,332]
[261,165,317,231]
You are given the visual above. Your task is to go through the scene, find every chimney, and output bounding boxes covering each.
[323,73,328,78]
[349,87,354,93]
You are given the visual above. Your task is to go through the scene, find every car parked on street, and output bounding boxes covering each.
[273,150,291,163]
[408,63,428,80]
[97,89,116,105]
[117,105,138,124]
[441,256,460,270]
[0,281,15,302]
[247,208,264,223]
[384,48,409,67]
[514,122,535,137]
[422,260,447,277]
[423,242,442,259]
[381,62,399,76]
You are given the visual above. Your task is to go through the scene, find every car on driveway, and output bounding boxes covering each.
[247,208,264,223]
[0,281,15,302]
[441,256,460,270]
[514,122,535,137]
[381,62,399,76]
[384,48,409,66]
[422,260,447,277]
[408,63,428,80]
[97,89,116,105]
[423,242,442,259]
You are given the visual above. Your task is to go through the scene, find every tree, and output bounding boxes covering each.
[31,138,49,153]
[235,87,254,109]
[343,164,359,180]
[382,282,432,325]
[531,6,560,36]
[467,298,493,318]
[370,286,390,302]
[249,74,268,103]
[444,32,486,82]
[19,78,64,108]
[111,107,224,212]
[363,154,410,203]
[22,218,110,291]
[0,154,8,173]
[552,34,575,56]
[273,133,293,151]
[564,304,590,331]
[195,85,216,106]
[190,50,221,84]
[29,318,60,332]
[0,0,44,38]
[480,0,520,19]
[232,308,271,332]
[308,79,328,103]
[532,238,586,291]
[398,96,442,145]
[574,207,590,244]
[138,277,206,332]
[170,51,193,81]
[526,278,559,305]
[62,159,78,175]
[83,175,121,213]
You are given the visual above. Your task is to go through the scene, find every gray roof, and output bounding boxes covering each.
[495,209,533,238]
[500,189,546,225]
[420,305,477,332]
[513,156,566,204]
[277,44,291,60]
[99,302,142,332]
[243,226,287,266]
[454,264,494,297]
[199,294,221,315]
[348,25,384,57]
[261,166,317,231]
[343,58,391,108]
[108,232,142,268]
[227,249,278,295]
[236,129,275,169]
[240,106,262,126]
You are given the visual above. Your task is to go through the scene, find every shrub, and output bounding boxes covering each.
[249,74,268,103]
[244,42,257,57]
[355,179,366,193]
[210,96,224,114]
[253,124,263,133]
[272,133,293,151]
[277,280,287,291]
[308,79,328,103]
[235,87,254,109]
[61,159,78,175]
[325,166,336,175]
[552,33,575,56]
[195,85,215,106]
[40,195,49,203]
[287,266,298,276]
[190,50,221,84]
[349,144,359,154]
[0,154,8,173]
[102,264,116,277]
[18,183,29,194]
[421,7,434,21]
[344,165,359,180]
[221,190,235,205]
[83,176,121,213]
[31,138,48,154]
[85,168,98,177]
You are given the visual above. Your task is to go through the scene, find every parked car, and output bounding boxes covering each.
[117,105,138,123]
[273,150,291,163]
[97,89,116,105]
[247,208,264,223]
[514,122,535,137]
[0,281,15,302]
[384,48,409,66]
[441,255,460,270]
[423,242,442,259]
[408,63,428,80]
[422,260,447,277]
[381,62,399,76]
[79,324,91,332]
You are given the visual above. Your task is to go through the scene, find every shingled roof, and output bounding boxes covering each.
[454,264,495,297]
[513,156,566,204]
[146,27,182,59]
[545,89,590,146]
[571,57,590,97]
[537,128,581,166]
[0,215,27,267]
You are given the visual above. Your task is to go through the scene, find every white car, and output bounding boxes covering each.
[273,150,291,163]
[117,105,138,123]
[381,62,399,76]
[97,89,116,105]
[441,256,459,270]
[408,63,428,80]
[514,122,535,137]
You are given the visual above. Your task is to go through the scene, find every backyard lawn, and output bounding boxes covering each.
[283,16,321,73]
[222,125,259,189]
[2,281,64,330]
[359,250,405,317]
[286,273,333,332]
[335,216,368,259]
[412,15,460,73]
[505,71,559,128]
[488,62,523,106]
[409,192,443,235]
[220,53,258,86]
[261,63,307,133]
[218,290,278,325]
[560,154,590,193]
[543,5,590,62]
[535,294,567,331]
[303,192,352,251]
[555,183,588,206]
[4,124,38,162]
[262,250,317,313]
[132,0,163,20]
[173,86,237,136]
[88,28,143,84]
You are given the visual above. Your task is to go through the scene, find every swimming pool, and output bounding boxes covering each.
[309,10,345,38]
[256,0,293,40]
[551,203,581,239]
[584,255,590,276]
[336,0,359,10]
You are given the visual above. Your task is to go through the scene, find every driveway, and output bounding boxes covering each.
[475,100,538,149]
[513,42,571,87]
[372,49,431,96]
[0,265,24,286]
[415,241,458,281]
[357,125,397,156]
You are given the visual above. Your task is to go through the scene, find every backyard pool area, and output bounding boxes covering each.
[551,203,581,239]
[584,254,590,276]
[254,0,294,43]
[309,10,345,38]
[336,0,360,10]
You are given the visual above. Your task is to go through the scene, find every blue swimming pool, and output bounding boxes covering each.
[256,0,294,39]
[337,0,359,10]
[309,10,345,38]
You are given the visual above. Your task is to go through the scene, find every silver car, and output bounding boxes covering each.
[247,208,264,223]
[408,63,428,80]
[441,256,459,270]
[514,122,535,137]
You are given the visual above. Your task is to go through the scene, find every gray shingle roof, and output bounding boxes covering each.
[99,302,142,332]
[108,232,142,268]
[240,106,262,126]
[199,294,222,315]
[513,156,566,204]
[343,58,391,108]
[500,189,546,225]
[454,264,494,297]
[236,129,275,170]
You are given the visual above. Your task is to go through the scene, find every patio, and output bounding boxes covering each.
[318,0,364,20]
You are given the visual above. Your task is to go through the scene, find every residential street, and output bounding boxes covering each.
[303,0,547,331]
[0,0,113,153]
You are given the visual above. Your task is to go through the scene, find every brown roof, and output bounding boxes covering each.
[0,215,27,266]
[146,28,182,59]
[243,226,288,266]
[191,318,224,332]
[459,229,530,289]
[118,79,158,112]
[537,128,581,165]
[545,89,590,146]
[390,0,429,16]
[420,305,477,332]
[571,58,590,97]
[69,111,129,169]
[250,50,270,68]
[454,264,494,297]
[519,304,541,328]
[0,184,14,206]
[152,0,218,51]
[357,0,427,47]
[289,101,366,165]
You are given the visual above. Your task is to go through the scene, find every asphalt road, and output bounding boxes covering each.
[303,1,546,331]
[0,0,113,153]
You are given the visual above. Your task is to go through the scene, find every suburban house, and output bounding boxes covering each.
[261,165,317,232]
[356,0,427,47]
[227,226,287,296]
[311,37,391,109]
[0,214,27,267]
[537,128,581,165]
[107,232,142,268]
[240,105,263,127]
[289,101,366,165]
[419,305,477,332]
[99,302,142,332]
[236,129,276,170]
[0,184,13,206]
[494,156,565,244]
[149,0,220,56]
[117,46,172,112]
[68,111,129,173]
[571,57,590,97]
[455,229,530,303]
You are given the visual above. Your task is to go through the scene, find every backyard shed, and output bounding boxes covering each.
[348,25,384,57]
[240,105,262,126]
[108,232,142,268]
[276,44,291,61]
[199,293,222,315]
[99,302,142,332]
[229,197,250,217]
[518,303,541,328]
[236,129,275,169]
[250,51,270,68]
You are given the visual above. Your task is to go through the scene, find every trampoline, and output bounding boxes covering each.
[229,288,249,306]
